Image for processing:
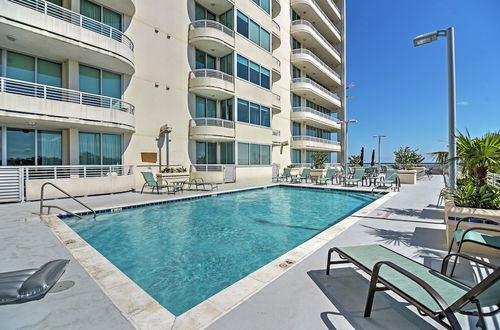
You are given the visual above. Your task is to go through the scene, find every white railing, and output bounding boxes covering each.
[9,0,134,50]
[189,19,235,37]
[272,92,281,103]
[191,164,224,172]
[292,106,342,124]
[272,129,281,136]
[292,135,341,145]
[23,165,134,180]
[292,0,341,35]
[291,49,340,79]
[190,117,235,129]
[291,77,340,101]
[272,56,281,68]
[487,173,500,188]
[0,77,135,113]
[272,20,280,32]
[291,20,341,56]
[189,69,234,83]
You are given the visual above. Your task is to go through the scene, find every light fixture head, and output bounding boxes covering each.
[413,31,439,47]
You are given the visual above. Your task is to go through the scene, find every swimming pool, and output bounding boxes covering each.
[64,186,379,316]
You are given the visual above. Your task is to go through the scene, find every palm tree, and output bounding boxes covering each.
[455,130,500,188]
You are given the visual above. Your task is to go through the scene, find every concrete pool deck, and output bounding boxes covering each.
[0,177,498,329]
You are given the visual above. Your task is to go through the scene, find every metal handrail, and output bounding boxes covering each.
[292,135,341,145]
[292,106,342,123]
[291,20,341,56]
[291,0,341,35]
[39,182,96,219]
[8,0,134,50]
[272,20,280,32]
[291,77,340,100]
[190,117,235,129]
[291,48,340,79]
[0,77,135,113]
[189,69,234,83]
[272,56,281,68]
[272,92,281,102]
[189,19,235,37]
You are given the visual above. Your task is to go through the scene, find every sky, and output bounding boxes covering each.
[344,0,500,162]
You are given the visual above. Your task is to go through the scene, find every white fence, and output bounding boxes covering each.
[190,118,235,129]
[189,69,234,83]
[189,19,235,37]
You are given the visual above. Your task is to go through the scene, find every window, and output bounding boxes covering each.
[195,49,216,70]
[37,130,62,165]
[195,96,216,117]
[7,128,35,166]
[292,10,301,21]
[251,0,270,14]
[260,29,270,52]
[236,11,249,37]
[292,93,301,107]
[79,65,121,97]
[236,11,271,51]
[102,133,122,165]
[306,125,331,139]
[237,99,270,127]
[220,53,233,75]
[292,149,301,163]
[37,59,62,88]
[292,122,301,135]
[79,132,121,165]
[221,98,233,120]
[6,51,61,87]
[249,20,260,45]
[236,55,270,89]
[237,143,271,165]
[306,100,331,114]
[81,0,122,31]
[220,142,235,164]
[220,9,233,29]
[196,142,217,164]
[292,66,301,79]
[292,38,301,49]
[195,2,216,20]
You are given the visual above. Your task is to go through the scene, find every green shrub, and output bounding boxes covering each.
[311,152,328,169]
[454,181,500,210]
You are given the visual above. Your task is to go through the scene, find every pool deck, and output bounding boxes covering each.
[0,177,498,329]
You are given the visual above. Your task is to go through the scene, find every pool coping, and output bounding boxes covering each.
[41,185,396,329]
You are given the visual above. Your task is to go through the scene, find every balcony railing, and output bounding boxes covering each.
[272,92,281,102]
[189,19,235,37]
[190,117,235,129]
[272,56,281,67]
[0,77,135,113]
[9,0,134,50]
[272,20,280,32]
[189,69,234,83]
[291,77,340,101]
[292,0,341,35]
[23,165,134,180]
[291,49,340,79]
[292,135,340,145]
[292,106,341,124]
[291,20,340,56]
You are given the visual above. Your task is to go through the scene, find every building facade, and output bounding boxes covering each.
[0,0,345,187]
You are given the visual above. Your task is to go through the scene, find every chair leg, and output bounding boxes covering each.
[364,275,378,317]
[450,240,463,277]
[140,183,146,194]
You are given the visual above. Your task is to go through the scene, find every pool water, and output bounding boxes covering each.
[64,186,378,316]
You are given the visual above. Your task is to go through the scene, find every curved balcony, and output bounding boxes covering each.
[317,0,341,22]
[291,77,341,110]
[291,49,341,88]
[195,0,233,15]
[291,136,341,152]
[272,0,281,18]
[0,77,134,132]
[189,69,234,100]
[291,107,341,131]
[272,20,281,50]
[272,92,281,113]
[189,118,235,142]
[291,0,341,43]
[272,56,281,82]
[189,20,235,57]
[1,0,134,74]
[291,20,341,65]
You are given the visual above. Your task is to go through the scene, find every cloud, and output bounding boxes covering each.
[457,101,469,106]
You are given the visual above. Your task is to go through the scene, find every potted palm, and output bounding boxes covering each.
[393,146,425,184]
[310,152,329,180]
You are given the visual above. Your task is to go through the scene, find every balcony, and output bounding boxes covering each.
[1,0,135,74]
[272,0,281,18]
[194,0,233,15]
[272,92,281,113]
[291,107,341,131]
[316,0,341,22]
[189,20,235,57]
[0,77,134,131]
[291,0,341,44]
[188,69,235,100]
[189,118,235,142]
[291,49,341,88]
[291,20,341,65]
[291,136,341,152]
[291,77,341,110]
[272,56,281,81]
[272,20,281,50]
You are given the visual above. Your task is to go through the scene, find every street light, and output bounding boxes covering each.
[373,135,387,169]
[413,27,456,191]
[343,119,358,175]
[157,124,172,171]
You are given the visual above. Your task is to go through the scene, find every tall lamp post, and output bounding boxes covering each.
[343,119,358,174]
[413,27,456,191]
[373,135,387,169]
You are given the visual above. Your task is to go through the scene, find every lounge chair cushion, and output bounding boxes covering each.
[0,259,69,305]
[454,229,500,248]
[336,245,471,313]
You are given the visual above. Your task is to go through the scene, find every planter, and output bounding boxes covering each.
[310,169,327,181]
[156,172,190,184]
[444,199,500,256]
[397,170,417,184]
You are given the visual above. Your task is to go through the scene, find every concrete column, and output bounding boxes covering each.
[68,0,79,12]
[66,60,79,91]
[68,128,79,165]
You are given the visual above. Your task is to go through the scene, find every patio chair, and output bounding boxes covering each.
[326,244,500,330]
[372,169,399,192]
[184,178,218,191]
[0,259,69,305]
[316,168,338,185]
[291,168,311,183]
[272,167,292,182]
[345,168,365,187]
[140,172,177,194]
[447,217,500,276]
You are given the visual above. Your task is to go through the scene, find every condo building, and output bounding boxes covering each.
[0,0,345,200]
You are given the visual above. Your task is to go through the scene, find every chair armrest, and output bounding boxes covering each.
[441,252,498,275]
[454,217,500,231]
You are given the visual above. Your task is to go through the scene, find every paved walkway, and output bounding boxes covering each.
[0,178,498,329]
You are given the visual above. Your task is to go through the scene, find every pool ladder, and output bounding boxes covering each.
[39,182,96,219]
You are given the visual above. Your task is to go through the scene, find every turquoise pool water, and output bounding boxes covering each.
[64,186,378,316]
